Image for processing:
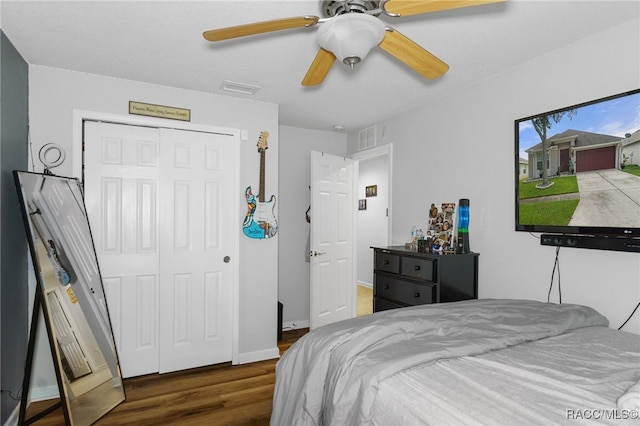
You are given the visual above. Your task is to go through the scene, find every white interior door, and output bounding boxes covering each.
[157,128,234,373]
[309,151,357,330]
[84,121,236,377]
[84,122,161,377]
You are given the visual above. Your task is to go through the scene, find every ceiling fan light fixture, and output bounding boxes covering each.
[316,13,385,69]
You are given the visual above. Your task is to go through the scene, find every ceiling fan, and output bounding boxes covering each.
[203,0,505,86]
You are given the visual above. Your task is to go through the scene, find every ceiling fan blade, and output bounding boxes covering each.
[302,48,336,86]
[378,28,449,80]
[383,0,505,17]
[203,16,319,41]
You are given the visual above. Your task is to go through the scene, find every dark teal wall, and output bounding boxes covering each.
[1,30,29,423]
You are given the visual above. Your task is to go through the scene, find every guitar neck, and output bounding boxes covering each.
[259,149,266,203]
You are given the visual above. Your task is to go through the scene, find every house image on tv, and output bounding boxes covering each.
[524,129,622,179]
[518,158,528,180]
[622,129,640,168]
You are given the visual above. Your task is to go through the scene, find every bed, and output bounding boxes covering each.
[271,299,640,425]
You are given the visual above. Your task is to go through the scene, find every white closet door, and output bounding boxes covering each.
[84,121,236,377]
[157,128,234,373]
[84,122,161,377]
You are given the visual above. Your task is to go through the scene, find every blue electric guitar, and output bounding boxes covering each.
[243,131,278,239]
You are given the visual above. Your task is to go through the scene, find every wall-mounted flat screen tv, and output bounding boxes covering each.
[515,88,640,236]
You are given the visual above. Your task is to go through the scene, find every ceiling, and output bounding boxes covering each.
[1,1,638,132]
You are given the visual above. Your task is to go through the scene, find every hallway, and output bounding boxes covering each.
[357,285,373,317]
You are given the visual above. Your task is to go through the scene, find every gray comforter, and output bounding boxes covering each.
[270,299,614,425]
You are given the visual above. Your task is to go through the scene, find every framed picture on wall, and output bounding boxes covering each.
[365,185,377,197]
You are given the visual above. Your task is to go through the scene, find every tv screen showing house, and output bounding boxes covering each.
[515,88,640,236]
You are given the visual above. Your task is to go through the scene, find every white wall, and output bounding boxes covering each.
[278,125,347,328]
[27,66,280,394]
[348,18,640,334]
[357,155,389,287]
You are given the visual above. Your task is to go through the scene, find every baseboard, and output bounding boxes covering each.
[3,402,20,426]
[3,386,60,426]
[237,347,280,364]
[358,281,373,289]
[28,385,59,402]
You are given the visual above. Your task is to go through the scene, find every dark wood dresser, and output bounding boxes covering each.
[372,246,479,312]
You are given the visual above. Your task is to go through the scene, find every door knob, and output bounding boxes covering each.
[223,256,231,263]
[309,251,327,257]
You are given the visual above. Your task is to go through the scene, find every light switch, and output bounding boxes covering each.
[241,129,249,141]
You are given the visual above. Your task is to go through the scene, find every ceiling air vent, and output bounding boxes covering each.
[358,125,377,151]
[220,80,261,95]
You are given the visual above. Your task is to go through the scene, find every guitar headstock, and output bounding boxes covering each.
[257,131,269,152]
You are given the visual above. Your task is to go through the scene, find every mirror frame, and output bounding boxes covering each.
[14,170,125,425]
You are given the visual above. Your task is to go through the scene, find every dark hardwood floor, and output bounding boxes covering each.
[25,329,308,426]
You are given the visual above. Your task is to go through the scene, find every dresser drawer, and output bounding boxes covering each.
[373,297,405,312]
[375,251,400,274]
[401,257,435,281]
[375,274,435,306]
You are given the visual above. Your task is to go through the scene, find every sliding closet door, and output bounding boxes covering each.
[84,122,161,377]
[84,121,236,378]
[157,128,234,373]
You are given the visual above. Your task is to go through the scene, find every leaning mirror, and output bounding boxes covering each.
[14,171,125,425]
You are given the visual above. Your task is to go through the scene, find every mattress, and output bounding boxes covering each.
[270,299,640,425]
[370,325,639,425]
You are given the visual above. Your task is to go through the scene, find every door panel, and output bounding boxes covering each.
[576,146,616,172]
[158,128,234,373]
[84,122,161,377]
[84,121,236,377]
[47,290,93,380]
[560,148,570,173]
[310,151,357,329]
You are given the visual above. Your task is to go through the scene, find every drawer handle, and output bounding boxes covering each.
[414,292,421,298]
[384,284,390,290]
[414,265,421,271]
[383,260,390,265]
